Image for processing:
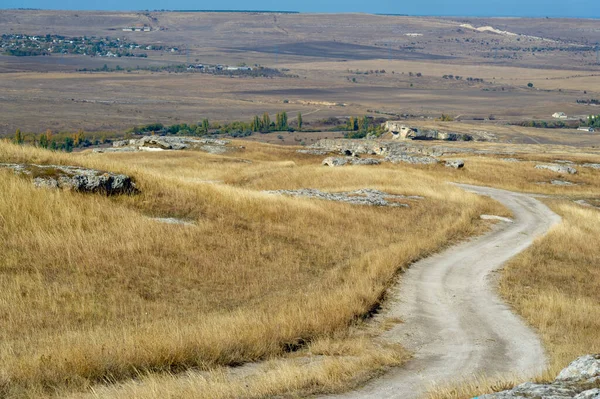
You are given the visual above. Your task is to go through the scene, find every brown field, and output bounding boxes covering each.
[0,11,599,141]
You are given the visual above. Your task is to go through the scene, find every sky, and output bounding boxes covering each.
[2,0,599,18]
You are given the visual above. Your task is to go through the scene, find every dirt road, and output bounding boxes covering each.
[323,184,561,399]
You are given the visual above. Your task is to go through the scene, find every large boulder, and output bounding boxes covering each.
[478,355,600,399]
[556,355,600,383]
[536,164,578,174]
[322,157,349,167]
[445,159,465,169]
[0,163,137,195]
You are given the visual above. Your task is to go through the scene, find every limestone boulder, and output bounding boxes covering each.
[536,164,578,174]
[0,163,138,195]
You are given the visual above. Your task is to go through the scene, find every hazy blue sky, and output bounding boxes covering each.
[2,0,599,18]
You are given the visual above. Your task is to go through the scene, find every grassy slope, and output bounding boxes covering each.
[0,141,502,398]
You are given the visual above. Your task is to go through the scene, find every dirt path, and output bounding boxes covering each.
[322,184,561,399]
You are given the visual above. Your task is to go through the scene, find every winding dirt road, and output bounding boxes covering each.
[323,184,561,399]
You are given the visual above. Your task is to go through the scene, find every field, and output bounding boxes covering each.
[0,11,599,139]
[1,10,600,399]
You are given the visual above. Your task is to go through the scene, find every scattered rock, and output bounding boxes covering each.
[385,154,438,165]
[480,215,513,223]
[322,157,380,166]
[0,163,137,195]
[351,158,381,165]
[445,159,465,169]
[322,157,348,167]
[536,164,578,174]
[555,160,575,164]
[264,188,423,207]
[574,200,600,209]
[150,217,195,226]
[296,149,329,156]
[582,163,600,170]
[200,145,228,155]
[501,158,520,163]
[478,354,600,399]
[552,180,576,186]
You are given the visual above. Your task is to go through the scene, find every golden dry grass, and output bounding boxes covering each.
[0,141,501,398]
[500,201,600,376]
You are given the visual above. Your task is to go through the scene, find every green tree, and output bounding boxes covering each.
[297,112,303,131]
[202,118,210,134]
[527,82,534,88]
[39,132,48,148]
[252,115,262,132]
[262,112,271,132]
[358,116,369,132]
[14,129,24,145]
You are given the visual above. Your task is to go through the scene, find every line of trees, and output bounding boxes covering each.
[344,115,385,139]
[11,128,110,152]
[127,111,302,138]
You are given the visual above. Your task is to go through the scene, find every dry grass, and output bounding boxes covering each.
[500,201,600,376]
[0,141,501,398]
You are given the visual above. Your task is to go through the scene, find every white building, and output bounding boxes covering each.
[552,112,568,119]
[577,127,595,132]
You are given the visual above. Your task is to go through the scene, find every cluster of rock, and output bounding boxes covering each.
[93,136,231,154]
[305,140,470,168]
[479,354,600,399]
[383,121,476,141]
[263,188,423,207]
[306,139,510,158]
[0,163,137,195]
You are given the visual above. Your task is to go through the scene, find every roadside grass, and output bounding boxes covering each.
[500,201,600,376]
[0,141,501,397]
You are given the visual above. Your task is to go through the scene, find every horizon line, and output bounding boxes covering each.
[1,8,599,19]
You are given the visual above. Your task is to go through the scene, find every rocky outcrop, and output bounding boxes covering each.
[536,164,578,174]
[479,355,600,399]
[383,121,474,141]
[95,136,231,154]
[308,139,513,159]
[263,188,423,207]
[445,159,465,169]
[0,163,137,195]
[322,157,380,167]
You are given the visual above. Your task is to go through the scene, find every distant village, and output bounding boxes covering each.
[0,33,172,58]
